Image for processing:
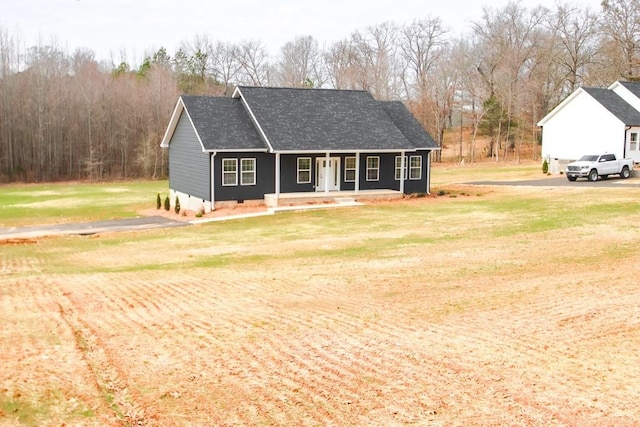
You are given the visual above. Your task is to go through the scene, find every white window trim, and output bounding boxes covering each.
[631,132,638,151]
[297,157,312,184]
[409,155,422,180]
[395,156,408,181]
[366,156,380,182]
[240,158,256,186]
[222,158,238,186]
[344,156,356,182]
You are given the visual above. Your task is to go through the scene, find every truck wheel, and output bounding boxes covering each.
[588,169,598,182]
[621,166,630,179]
[567,176,577,181]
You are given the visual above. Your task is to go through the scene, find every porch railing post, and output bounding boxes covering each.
[400,151,405,194]
[275,152,281,199]
[355,152,360,194]
[324,152,330,195]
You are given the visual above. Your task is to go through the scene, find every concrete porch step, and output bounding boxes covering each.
[334,197,356,204]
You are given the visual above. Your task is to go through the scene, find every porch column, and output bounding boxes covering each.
[324,152,330,195]
[355,152,360,194]
[275,152,281,198]
[426,151,431,194]
[210,152,216,211]
[400,151,406,194]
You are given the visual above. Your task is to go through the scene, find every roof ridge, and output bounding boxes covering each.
[237,85,370,94]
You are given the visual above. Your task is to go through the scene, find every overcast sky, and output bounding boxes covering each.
[3,0,603,65]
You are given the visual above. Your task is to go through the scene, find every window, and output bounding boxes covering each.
[395,156,408,180]
[240,158,256,185]
[297,157,311,183]
[409,156,422,180]
[631,133,638,151]
[366,156,379,181]
[222,159,237,186]
[344,156,356,182]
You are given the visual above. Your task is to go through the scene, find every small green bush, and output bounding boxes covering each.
[174,196,181,214]
[542,159,549,174]
[437,189,446,196]
[164,196,170,211]
[156,193,161,209]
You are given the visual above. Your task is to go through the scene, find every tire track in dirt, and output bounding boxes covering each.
[40,259,640,425]
[0,255,42,275]
[56,288,146,426]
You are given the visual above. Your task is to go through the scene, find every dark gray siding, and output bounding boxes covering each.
[280,154,314,193]
[403,151,429,194]
[280,152,429,194]
[168,112,211,200]
[215,152,275,201]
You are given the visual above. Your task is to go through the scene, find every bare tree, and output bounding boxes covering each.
[236,40,272,86]
[398,18,448,99]
[324,39,360,89]
[601,0,640,80]
[209,41,241,94]
[350,22,400,99]
[472,1,548,160]
[278,35,326,88]
[550,4,601,93]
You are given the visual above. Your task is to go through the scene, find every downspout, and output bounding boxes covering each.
[275,152,281,201]
[426,151,431,195]
[399,151,406,194]
[210,152,217,211]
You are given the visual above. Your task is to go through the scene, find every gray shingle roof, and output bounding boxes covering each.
[236,86,425,152]
[618,80,640,99]
[583,87,640,126]
[380,101,439,149]
[181,96,266,151]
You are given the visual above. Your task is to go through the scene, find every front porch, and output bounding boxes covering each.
[264,189,403,208]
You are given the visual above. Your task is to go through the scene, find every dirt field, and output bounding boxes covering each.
[2,173,640,426]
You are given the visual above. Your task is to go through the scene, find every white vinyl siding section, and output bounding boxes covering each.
[541,90,625,161]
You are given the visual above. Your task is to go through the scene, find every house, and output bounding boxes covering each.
[160,86,439,212]
[538,81,640,173]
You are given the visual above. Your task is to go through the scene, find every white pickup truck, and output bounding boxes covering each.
[565,154,634,181]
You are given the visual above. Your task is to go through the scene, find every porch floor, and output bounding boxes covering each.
[264,189,403,207]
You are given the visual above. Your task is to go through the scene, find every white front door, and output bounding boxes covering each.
[316,157,340,192]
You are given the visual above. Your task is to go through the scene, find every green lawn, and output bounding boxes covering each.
[0,180,168,227]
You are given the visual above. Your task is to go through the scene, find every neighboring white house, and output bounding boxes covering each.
[538,81,640,173]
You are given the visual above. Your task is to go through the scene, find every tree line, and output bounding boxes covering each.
[0,0,638,182]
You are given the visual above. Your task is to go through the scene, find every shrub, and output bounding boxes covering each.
[174,196,181,214]
[437,189,446,196]
[542,159,549,174]
[156,193,161,209]
[164,196,170,211]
